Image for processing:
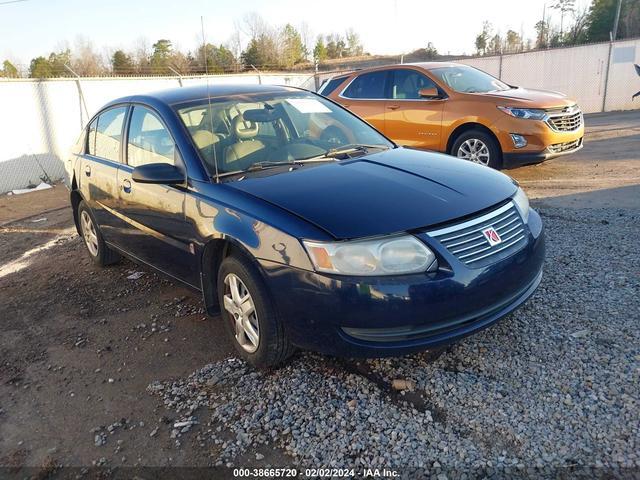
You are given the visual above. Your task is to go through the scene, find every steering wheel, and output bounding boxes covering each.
[320,126,349,146]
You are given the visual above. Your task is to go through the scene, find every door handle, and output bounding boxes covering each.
[387,105,400,110]
[84,165,91,176]
[122,179,132,194]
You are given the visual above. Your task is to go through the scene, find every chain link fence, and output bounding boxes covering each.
[1,38,639,193]
[0,73,315,194]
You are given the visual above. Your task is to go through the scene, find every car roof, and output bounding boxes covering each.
[340,61,465,77]
[102,83,301,110]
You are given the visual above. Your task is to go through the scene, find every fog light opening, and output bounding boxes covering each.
[510,133,527,148]
[510,134,528,149]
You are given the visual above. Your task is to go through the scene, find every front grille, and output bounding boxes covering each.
[428,202,527,268]
[548,138,582,153]
[546,106,583,132]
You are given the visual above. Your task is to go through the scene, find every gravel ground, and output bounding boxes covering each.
[150,205,639,476]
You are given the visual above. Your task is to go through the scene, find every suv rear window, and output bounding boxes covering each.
[342,71,388,99]
[318,77,347,96]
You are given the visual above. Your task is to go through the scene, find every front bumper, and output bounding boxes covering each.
[259,209,545,357]
[503,137,584,168]
[492,113,584,168]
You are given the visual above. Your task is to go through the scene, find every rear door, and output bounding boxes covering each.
[115,105,199,287]
[337,70,389,133]
[384,68,444,150]
[79,106,128,241]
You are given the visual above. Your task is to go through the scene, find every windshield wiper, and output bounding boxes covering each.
[245,161,294,171]
[215,161,298,181]
[319,144,390,160]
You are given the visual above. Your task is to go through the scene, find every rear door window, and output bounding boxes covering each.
[390,69,438,99]
[127,106,176,167]
[92,106,127,162]
[342,71,388,99]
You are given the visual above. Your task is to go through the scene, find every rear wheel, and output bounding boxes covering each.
[78,201,120,266]
[451,129,503,169]
[217,254,294,368]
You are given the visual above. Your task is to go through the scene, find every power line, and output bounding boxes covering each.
[0,0,30,6]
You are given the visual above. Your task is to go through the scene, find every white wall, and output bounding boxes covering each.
[460,38,640,114]
[0,73,314,193]
[1,39,639,193]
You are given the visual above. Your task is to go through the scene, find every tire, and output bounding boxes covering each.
[451,129,503,169]
[217,254,294,368]
[78,200,121,266]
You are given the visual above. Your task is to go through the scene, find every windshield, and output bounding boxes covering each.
[176,91,393,176]
[429,65,511,93]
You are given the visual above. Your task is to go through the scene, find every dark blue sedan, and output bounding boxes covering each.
[65,84,544,368]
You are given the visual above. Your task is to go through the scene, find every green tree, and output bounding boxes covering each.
[29,56,53,78]
[196,43,236,73]
[325,33,346,59]
[535,19,549,48]
[586,0,640,41]
[48,49,71,76]
[280,24,306,67]
[585,0,616,41]
[488,33,503,55]
[150,39,173,73]
[111,50,134,74]
[475,21,492,55]
[313,36,327,61]
[424,42,438,59]
[1,60,18,78]
[241,34,278,69]
[505,30,523,52]
[345,29,364,57]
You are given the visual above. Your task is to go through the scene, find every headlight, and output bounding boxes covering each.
[303,235,437,276]
[513,187,530,222]
[498,106,547,121]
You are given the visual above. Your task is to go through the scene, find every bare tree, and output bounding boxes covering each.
[227,21,244,70]
[72,36,105,76]
[132,37,151,74]
[564,7,589,45]
[551,0,575,38]
[299,21,312,61]
[242,12,268,40]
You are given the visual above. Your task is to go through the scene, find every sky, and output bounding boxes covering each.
[0,0,590,67]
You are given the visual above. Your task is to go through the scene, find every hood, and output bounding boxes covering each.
[478,87,575,109]
[228,148,517,240]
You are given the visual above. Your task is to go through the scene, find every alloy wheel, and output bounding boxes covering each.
[80,210,99,257]
[223,273,260,353]
[457,138,491,165]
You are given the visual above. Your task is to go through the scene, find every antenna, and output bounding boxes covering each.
[201,16,220,183]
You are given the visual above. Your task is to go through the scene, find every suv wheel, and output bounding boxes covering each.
[78,200,121,266]
[452,130,503,169]
[217,254,294,368]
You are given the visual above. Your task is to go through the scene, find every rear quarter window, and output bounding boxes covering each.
[319,77,348,97]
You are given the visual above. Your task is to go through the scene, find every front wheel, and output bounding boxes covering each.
[451,130,503,169]
[217,254,294,368]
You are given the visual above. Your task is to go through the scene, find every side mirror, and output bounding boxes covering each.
[418,87,441,99]
[131,163,185,185]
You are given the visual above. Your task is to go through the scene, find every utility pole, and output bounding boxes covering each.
[612,0,623,41]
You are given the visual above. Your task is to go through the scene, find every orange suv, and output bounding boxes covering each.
[319,62,584,169]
